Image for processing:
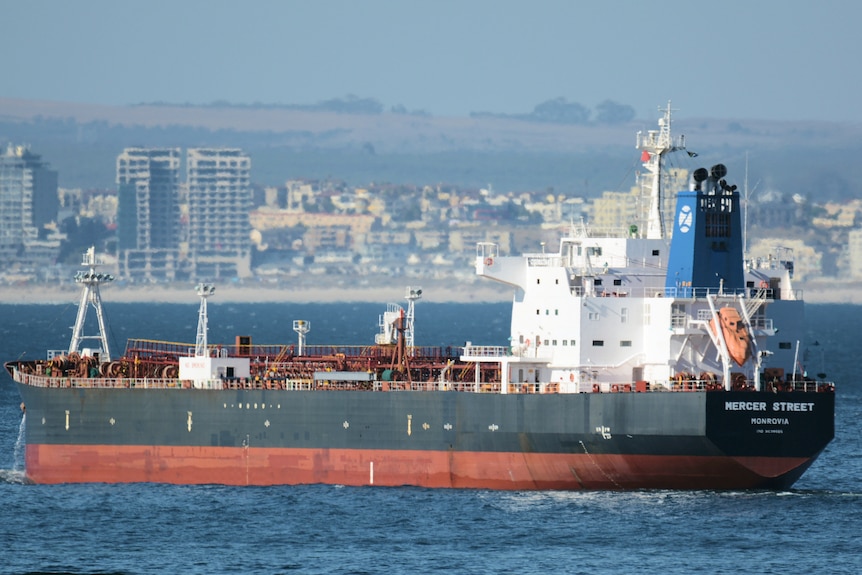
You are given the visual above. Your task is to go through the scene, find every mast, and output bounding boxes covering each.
[742,152,761,257]
[194,283,216,358]
[68,247,114,361]
[636,101,687,239]
[404,286,422,352]
[293,319,310,355]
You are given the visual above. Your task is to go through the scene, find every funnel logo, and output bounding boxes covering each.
[677,205,693,233]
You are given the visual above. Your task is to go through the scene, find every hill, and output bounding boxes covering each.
[2,98,862,201]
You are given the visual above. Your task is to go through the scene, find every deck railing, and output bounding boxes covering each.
[11,368,832,394]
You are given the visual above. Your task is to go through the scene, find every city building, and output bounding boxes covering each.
[187,148,252,279]
[0,144,60,271]
[847,228,862,279]
[116,147,183,281]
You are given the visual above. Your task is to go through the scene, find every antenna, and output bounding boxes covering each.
[742,152,761,257]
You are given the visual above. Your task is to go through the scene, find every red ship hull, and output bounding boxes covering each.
[24,443,815,490]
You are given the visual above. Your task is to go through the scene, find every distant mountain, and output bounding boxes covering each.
[2,98,861,202]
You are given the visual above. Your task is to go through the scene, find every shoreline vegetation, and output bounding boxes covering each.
[0,278,857,305]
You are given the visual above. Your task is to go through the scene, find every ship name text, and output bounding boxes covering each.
[725,401,816,412]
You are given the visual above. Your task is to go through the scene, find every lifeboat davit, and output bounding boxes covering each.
[710,307,752,366]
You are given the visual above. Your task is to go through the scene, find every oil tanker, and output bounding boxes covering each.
[5,104,834,489]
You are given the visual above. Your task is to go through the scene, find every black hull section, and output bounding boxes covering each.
[15,385,834,489]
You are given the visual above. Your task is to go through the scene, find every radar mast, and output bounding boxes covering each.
[636,101,687,239]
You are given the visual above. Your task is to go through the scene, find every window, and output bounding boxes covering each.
[671,303,686,328]
[570,340,576,346]
[543,339,549,346]
[592,340,604,346]
[562,340,567,346]
[595,279,603,286]
[555,309,559,316]
[652,249,660,256]
[552,339,557,346]
[613,279,622,286]
[779,342,792,349]
[621,308,628,324]
[588,312,600,321]
[536,309,540,315]
[620,340,632,347]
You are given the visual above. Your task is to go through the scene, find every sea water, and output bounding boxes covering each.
[0,302,859,575]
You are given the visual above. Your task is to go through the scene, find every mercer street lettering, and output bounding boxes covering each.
[725,401,815,412]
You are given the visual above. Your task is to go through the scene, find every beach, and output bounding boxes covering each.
[0,276,856,305]
[0,279,513,305]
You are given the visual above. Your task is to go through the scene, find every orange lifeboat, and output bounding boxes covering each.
[709,307,752,366]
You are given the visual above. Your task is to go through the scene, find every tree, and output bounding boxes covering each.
[594,100,636,124]
[530,98,591,124]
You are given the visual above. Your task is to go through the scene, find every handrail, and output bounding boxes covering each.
[11,368,833,394]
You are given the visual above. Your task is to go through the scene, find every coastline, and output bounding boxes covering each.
[0,279,857,305]
[0,280,514,305]
[0,278,862,305]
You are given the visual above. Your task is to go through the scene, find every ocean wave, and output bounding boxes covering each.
[0,468,28,484]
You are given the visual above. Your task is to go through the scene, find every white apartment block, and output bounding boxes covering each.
[187,148,252,279]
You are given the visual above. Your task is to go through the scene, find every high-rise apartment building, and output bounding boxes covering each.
[116,148,182,280]
[848,228,862,280]
[187,148,252,279]
[0,144,58,261]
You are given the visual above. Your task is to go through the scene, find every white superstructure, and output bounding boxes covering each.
[468,106,804,395]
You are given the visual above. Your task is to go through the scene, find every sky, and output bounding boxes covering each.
[3,0,860,123]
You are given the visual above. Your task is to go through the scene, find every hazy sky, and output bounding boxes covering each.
[3,0,859,123]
